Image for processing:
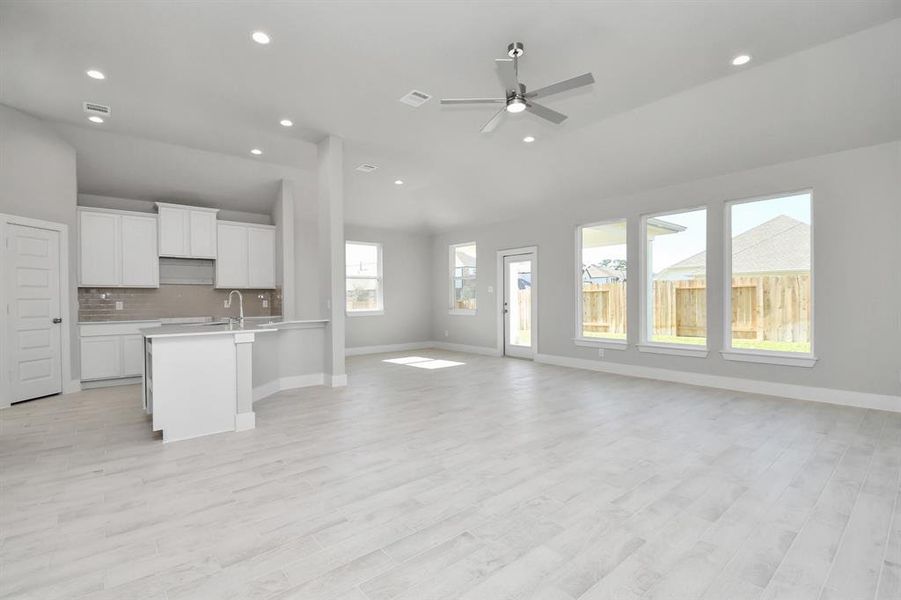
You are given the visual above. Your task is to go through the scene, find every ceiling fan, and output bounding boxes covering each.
[441,41,595,133]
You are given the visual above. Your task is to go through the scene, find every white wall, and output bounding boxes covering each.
[345,225,432,350]
[0,104,79,381]
[430,141,901,398]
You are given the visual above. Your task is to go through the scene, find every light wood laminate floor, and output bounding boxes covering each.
[1,351,899,600]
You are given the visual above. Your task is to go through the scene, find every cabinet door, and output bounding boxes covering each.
[158,206,188,257]
[189,210,218,258]
[248,227,276,289]
[80,336,122,380]
[79,211,120,286]
[216,223,249,288]
[122,335,145,377]
[121,215,159,287]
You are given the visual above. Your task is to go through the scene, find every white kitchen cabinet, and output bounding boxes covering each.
[79,321,161,382]
[78,210,119,286]
[215,222,249,288]
[78,208,158,287]
[155,202,219,259]
[215,221,276,289]
[121,215,160,287]
[248,227,277,288]
[80,336,122,380]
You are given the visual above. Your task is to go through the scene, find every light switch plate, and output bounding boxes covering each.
[115,301,123,311]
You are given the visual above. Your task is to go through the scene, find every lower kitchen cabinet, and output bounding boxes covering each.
[79,321,161,382]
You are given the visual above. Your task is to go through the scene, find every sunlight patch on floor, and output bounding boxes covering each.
[382,356,465,369]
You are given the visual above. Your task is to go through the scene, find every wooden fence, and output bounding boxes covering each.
[583,274,811,342]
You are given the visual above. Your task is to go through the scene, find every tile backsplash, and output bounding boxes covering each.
[78,285,281,322]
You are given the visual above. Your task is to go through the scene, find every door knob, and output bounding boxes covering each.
[52,318,62,324]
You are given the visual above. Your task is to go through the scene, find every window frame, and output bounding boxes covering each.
[721,189,817,367]
[345,240,384,317]
[448,242,477,315]
[574,219,628,350]
[637,206,709,358]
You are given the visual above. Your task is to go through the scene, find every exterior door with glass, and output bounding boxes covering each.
[503,253,536,359]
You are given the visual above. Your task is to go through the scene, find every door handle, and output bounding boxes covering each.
[52,318,62,324]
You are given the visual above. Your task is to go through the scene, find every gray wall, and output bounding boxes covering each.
[0,104,80,380]
[430,141,901,397]
[345,224,432,349]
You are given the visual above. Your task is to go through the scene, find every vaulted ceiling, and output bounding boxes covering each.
[2,1,899,230]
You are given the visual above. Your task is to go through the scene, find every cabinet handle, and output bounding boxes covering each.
[52,318,63,324]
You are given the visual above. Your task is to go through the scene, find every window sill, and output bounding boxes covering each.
[574,338,627,350]
[448,309,477,316]
[720,350,817,368]
[346,310,384,317]
[637,343,708,358]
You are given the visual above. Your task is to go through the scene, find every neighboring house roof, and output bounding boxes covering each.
[583,264,626,281]
[659,215,810,276]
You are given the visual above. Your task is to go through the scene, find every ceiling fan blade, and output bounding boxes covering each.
[480,107,506,133]
[526,102,567,124]
[524,72,595,99]
[495,58,518,93]
[440,97,506,105]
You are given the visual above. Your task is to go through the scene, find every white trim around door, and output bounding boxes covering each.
[0,214,75,408]
[496,246,538,359]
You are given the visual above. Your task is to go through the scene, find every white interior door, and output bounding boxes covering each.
[6,224,62,402]
[503,253,536,359]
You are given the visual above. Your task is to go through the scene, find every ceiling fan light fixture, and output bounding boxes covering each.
[506,98,527,113]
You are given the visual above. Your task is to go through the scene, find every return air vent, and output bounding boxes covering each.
[355,164,378,173]
[83,102,111,116]
[399,90,431,107]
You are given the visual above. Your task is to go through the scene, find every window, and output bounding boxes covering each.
[345,241,383,315]
[726,192,812,357]
[643,208,707,348]
[449,243,477,314]
[577,220,627,342]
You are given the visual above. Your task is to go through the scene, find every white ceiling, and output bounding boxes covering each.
[2,1,900,230]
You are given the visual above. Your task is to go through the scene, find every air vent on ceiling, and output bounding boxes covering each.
[399,90,431,107]
[356,163,378,173]
[83,101,111,116]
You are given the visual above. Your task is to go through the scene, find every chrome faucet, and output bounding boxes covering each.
[225,290,244,322]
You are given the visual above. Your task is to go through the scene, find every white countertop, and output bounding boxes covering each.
[141,317,328,339]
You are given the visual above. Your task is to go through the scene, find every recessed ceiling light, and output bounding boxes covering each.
[250,148,262,155]
[252,31,270,45]
[279,119,293,127]
[88,115,104,123]
[523,135,535,143]
[394,179,404,185]
[731,54,751,66]
[86,69,105,80]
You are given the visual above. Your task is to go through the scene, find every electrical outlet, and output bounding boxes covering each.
[224,300,229,308]
[597,348,605,358]
[444,330,449,337]
[488,285,494,294]
[262,299,269,308]
[115,301,123,311]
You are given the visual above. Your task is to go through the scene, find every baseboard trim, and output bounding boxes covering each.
[328,374,348,388]
[235,412,256,431]
[346,341,433,356]
[430,341,502,357]
[535,352,901,413]
[253,373,325,402]
[80,377,140,390]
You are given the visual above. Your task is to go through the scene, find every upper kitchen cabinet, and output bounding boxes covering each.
[215,221,276,289]
[155,202,219,259]
[78,208,159,288]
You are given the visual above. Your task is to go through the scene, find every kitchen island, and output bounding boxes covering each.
[142,317,328,443]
